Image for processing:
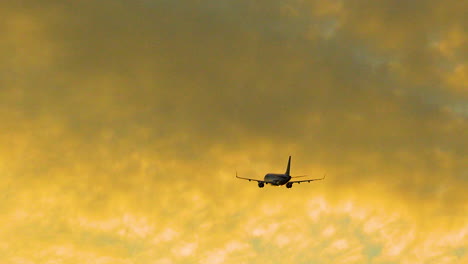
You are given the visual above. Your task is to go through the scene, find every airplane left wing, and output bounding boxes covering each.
[289,174,326,183]
[236,171,263,182]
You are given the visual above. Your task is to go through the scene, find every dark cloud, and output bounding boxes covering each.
[2,0,466,194]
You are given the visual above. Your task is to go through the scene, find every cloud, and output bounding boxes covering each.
[0,0,466,263]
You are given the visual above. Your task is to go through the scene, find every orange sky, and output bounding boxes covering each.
[0,1,466,263]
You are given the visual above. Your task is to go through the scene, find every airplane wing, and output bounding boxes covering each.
[235,171,263,182]
[289,174,326,183]
[290,175,308,178]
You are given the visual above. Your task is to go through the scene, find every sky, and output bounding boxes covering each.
[0,0,467,263]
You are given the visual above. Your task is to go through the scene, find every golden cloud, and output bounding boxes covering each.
[0,0,466,263]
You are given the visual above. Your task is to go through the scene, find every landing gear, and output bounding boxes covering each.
[258,182,264,188]
[286,182,293,188]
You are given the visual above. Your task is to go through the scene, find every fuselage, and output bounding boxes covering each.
[264,173,291,186]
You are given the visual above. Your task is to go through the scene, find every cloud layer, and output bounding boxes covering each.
[1,0,466,263]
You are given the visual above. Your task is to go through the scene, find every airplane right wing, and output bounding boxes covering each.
[289,174,326,183]
[290,175,308,178]
[235,171,263,182]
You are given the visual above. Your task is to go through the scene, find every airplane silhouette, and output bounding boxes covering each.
[236,156,325,188]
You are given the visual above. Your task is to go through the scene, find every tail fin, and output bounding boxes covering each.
[285,156,291,176]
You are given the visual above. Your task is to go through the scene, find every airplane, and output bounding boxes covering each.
[236,156,325,188]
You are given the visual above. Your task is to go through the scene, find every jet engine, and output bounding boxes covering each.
[258,182,264,188]
[286,182,293,188]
